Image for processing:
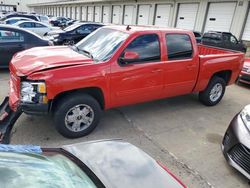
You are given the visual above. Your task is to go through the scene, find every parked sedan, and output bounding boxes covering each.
[47,22,104,45]
[0,24,52,68]
[0,140,187,188]
[222,104,250,179]
[238,58,250,84]
[14,20,60,36]
[50,16,70,27]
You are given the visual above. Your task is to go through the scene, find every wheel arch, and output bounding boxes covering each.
[51,87,105,112]
[211,70,232,85]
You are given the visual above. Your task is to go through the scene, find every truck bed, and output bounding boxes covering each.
[198,44,238,56]
[193,44,245,92]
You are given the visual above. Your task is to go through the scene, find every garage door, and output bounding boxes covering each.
[94,6,101,22]
[112,5,121,24]
[103,6,110,23]
[137,5,151,25]
[176,3,198,30]
[123,5,134,25]
[76,7,81,20]
[154,4,171,26]
[72,7,76,19]
[87,6,94,21]
[204,2,236,32]
[242,9,250,41]
[67,7,71,18]
[81,6,87,21]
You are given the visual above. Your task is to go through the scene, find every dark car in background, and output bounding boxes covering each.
[50,16,70,27]
[202,31,246,52]
[0,24,52,68]
[222,104,250,180]
[0,140,187,188]
[47,22,104,45]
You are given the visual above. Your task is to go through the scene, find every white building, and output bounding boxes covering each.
[4,0,250,42]
[0,0,46,12]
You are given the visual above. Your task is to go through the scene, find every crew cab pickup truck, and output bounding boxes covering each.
[0,25,244,143]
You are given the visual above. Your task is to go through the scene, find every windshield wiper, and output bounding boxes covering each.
[74,46,94,60]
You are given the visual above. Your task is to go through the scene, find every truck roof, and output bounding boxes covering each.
[104,25,194,35]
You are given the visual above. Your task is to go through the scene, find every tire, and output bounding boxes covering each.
[199,76,226,106]
[54,94,102,138]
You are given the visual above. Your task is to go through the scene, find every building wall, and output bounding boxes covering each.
[0,0,56,12]
[22,0,250,42]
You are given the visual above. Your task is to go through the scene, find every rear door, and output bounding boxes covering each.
[163,33,199,97]
[0,29,25,67]
[110,33,164,107]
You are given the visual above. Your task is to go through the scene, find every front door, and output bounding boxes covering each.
[110,33,164,107]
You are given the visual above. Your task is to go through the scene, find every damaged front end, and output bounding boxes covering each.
[0,97,22,144]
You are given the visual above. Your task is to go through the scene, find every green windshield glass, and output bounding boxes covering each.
[0,152,97,188]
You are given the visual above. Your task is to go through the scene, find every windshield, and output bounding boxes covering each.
[76,28,129,61]
[0,152,97,188]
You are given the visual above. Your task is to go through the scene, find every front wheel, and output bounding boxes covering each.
[199,76,226,106]
[54,94,102,138]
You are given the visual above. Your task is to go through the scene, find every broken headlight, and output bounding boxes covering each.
[20,81,48,104]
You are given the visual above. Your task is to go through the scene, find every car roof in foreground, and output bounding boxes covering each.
[63,140,185,188]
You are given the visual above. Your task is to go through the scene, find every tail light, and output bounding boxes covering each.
[157,161,187,188]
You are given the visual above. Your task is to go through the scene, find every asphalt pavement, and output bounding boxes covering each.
[0,69,249,188]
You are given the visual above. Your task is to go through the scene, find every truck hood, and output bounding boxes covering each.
[11,46,93,76]
[63,140,184,188]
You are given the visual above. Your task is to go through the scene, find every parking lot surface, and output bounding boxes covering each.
[0,69,249,188]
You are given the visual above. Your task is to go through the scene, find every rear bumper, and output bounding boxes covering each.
[222,114,250,180]
[239,72,250,84]
[0,97,22,144]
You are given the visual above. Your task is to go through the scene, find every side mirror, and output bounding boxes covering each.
[119,51,139,65]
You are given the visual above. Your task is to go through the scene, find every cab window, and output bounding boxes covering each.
[121,34,161,63]
[166,34,193,60]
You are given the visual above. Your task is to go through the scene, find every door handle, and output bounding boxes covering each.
[151,69,163,73]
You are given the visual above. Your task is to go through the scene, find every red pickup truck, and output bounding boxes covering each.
[0,25,244,142]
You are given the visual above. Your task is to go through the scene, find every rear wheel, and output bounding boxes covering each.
[199,76,226,106]
[54,94,102,138]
